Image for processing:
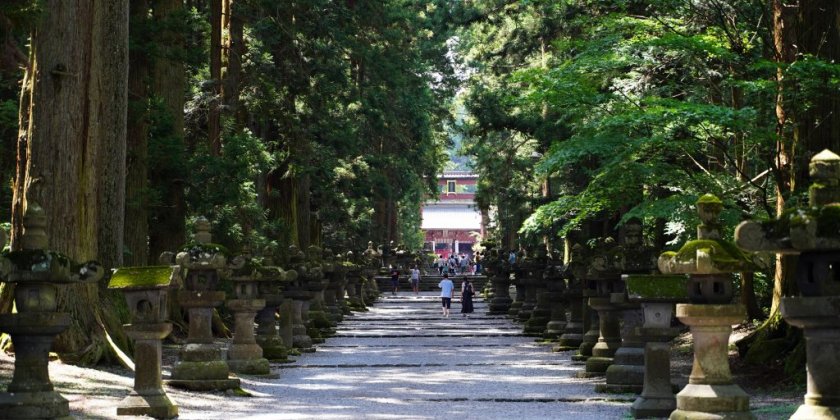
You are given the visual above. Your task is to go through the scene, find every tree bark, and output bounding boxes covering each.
[222,0,244,126]
[124,0,151,266]
[148,0,187,261]
[11,0,130,364]
[208,0,222,155]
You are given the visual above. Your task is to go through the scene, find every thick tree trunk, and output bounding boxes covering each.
[11,0,130,364]
[148,0,187,261]
[124,0,151,266]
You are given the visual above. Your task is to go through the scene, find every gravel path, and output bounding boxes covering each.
[0,292,798,419]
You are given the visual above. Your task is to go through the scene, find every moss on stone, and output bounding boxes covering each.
[697,194,723,205]
[109,266,174,289]
[816,204,840,237]
[3,249,72,271]
[671,239,757,271]
[625,274,688,300]
[181,242,229,256]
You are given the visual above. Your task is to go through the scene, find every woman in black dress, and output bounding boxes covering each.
[460,278,475,317]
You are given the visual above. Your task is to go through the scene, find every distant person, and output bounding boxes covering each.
[442,256,451,275]
[437,255,445,275]
[438,273,454,317]
[410,265,421,295]
[474,253,482,275]
[508,250,516,265]
[460,277,475,317]
[390,266,400,296]
[459,254,469,275]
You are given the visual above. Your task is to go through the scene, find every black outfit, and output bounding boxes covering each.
[461,281,474,314]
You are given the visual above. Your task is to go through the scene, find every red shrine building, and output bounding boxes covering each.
[421,171,484,259]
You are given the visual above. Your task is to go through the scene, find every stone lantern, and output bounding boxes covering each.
[736,149,840,419]
[542,258,568,341]
[625,273,687,418]
[254,245,296,362]
[108,265,180,418]
[658,194,756,419]
[336,252,355,315]
[322,249,344,324]
[555,243,588,352]
[599,221,658,393]
[283,245,315,352]
[508,249,527,319]
[225,249,270,375]
[581,238,624,378]
[167,216,240,391]
[0,203,102,419]
[345,250,367,312]
[524,248,552,335]
[483,244,513,315]
[302,246,333,341]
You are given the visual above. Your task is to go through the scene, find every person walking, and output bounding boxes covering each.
[459,254,469,275]
[389,266,400,296]
[438,273,454,317]
[437,255,445,275]
[460,277,475,317]
[409,265,421,295]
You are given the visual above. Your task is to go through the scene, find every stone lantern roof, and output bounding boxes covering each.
[658,194,757,275]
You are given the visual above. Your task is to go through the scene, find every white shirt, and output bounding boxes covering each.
[410,268,420,280]
[438,279,454,298]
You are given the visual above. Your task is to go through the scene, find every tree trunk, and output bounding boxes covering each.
[11,0,130,365]
[222,0,244,126]
[124,0,151,266]
[208,0,222,155]
[148,0,187,261]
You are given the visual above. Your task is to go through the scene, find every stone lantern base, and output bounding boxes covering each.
[670,303,751,420]
[117,393,179,419]
[781,295,840,420]
[0,312,72,420]
[168,344,241,391]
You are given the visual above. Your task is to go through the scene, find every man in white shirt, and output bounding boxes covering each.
[438,273,454,317]
[410,265,421,295]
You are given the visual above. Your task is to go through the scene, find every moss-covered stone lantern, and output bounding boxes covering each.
[282,245,315,352]
[580,238,624,378]
[735,149,840,420]
[166,216,240,391]
[108,265,180,418]
[555,243,588,352]
[302,245,332,342]
[0,203,102,420]
[600,220,659,394]
[542,255,568,341]
[625,273,688,418]
[225,249,270,375]
[254,245,296,362]
[658,194,756,420]
[523,248,552,335]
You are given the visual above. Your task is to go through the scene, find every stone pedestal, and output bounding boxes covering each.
[169,291,240,391]
[227,298,270,375]
[118,323,178,418]
[555,288,584,351]
[488,273,512,315]
[255,294,290,362]
[524,280,551,336]
[670,303,751,420]
[572,308,599,362]
[285,289,315,352]
[632,326,679,418]
[782,295,840,419]
[0,312,73,420]
[517,273,539,323]
[581,296,621,377]
[599,293,645,393]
